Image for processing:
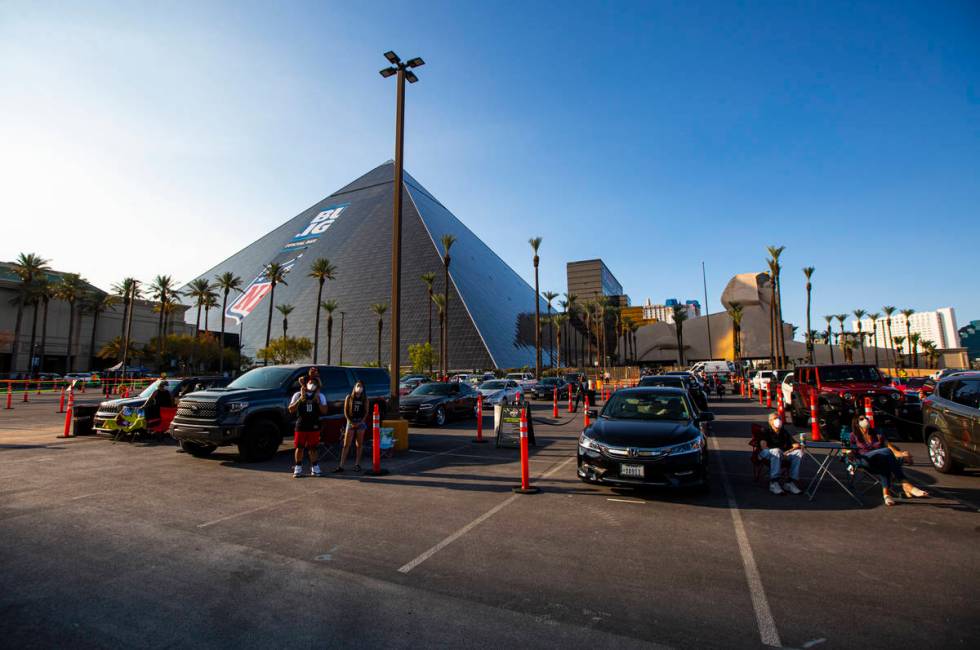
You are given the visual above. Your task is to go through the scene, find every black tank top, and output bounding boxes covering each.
[296,395,321,431]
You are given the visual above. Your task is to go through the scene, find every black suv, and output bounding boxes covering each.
[169,365,390,461]
[921,371,980,473]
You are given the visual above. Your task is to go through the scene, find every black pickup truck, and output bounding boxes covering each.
[169,364,390,461]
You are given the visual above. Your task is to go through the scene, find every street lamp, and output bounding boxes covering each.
[380,50,424,414]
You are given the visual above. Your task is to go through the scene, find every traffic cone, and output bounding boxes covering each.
[584,395,591,427]
[365,403,388,476]
[809,392,822,442]
[864,396,875,429]
[512,406,539,494]
[474,395,486,443]
[552,387,558,418]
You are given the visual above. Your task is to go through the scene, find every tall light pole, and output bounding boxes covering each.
[380,50,424,414]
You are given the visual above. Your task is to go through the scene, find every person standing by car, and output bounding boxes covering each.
[335,380,369,473]
[757,412,803,495]
[288,375,327,478]
[848,415,928,506]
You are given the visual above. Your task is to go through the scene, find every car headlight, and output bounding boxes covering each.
[226,401,249,414]
[578,433,604,452]
[419,403,434,410]
[889,392,900,400]
[669,435,705,455]
[842,392,853,401]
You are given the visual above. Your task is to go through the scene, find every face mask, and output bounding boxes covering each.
[772,418,782,429]
[306,383,317,392]
[858,418,869,429]
[355,386,363,394]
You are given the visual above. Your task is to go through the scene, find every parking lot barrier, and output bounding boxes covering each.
[5,382,11,410]
[776,391,785,421]
[567,387,573,413]
[552,387,558,418]
[59,393,75,438]
[366,403,388,476]
[809,392,822,441]
[474,395,486,443]
[765,387,772,409]
[863,396,875,429]
[584,395,591,427]
[36,381,42,395]
[512,406,539,494]
[23,384,29,402]
[58,387,66,413]
[757,385,763,405]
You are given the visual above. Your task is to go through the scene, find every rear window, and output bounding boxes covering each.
[951,380,980,409]
[818,366,880,382]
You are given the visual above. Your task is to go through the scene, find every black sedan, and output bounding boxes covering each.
[528,377,569,401]
[577,387,712,490]
[398,382,479,426]
[638,374,708,412]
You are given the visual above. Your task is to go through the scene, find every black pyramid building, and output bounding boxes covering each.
[183,162,549,370]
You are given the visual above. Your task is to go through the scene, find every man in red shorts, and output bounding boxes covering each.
[288,374,328,477]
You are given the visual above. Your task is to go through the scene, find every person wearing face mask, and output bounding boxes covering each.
[335,381,369,473]
[848,414,928,506]
[758,411,803,495]
[288,375,328,477]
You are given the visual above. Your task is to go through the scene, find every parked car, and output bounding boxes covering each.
[94,376,231,436]
[638,375,707,412]
[921,371,980,473]
[528,377,569,400]
[780,374,794,408]
[789,364,910,436]
[399,381,479,426]
[504,372,535,386]
[477,379,521,405]
[169,365,391,461]
[399,377,427,396]
[577,387,712,490]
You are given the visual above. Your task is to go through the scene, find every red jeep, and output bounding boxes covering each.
[789,364,910,437]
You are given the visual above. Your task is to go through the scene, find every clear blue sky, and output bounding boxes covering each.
[2,1,978,335]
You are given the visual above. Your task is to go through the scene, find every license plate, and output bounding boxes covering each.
[620,463,644,478]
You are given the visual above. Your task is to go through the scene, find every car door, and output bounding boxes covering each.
[948,378,980,460]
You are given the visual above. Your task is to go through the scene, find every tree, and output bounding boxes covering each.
[111,278,142,366]
[882,306,897,370]
[321,300,338,365]
[420,272,436,372]
[85,292,118,370]
[276,304,294,340]
[149,275,176,370]
[262,262,290,365]
[867,312,881,367]
[728,303,744,362]
[672,303,688,366]
[98,336,139,362]
[629,319,640,366]
[892,335,906,368]
[184,278,214,336]
[835,314,848,362]
[432,294,445,376]
[36,280,52,372]
[909,332,921,368]
[203,293,218,337]
[257,337,313,365]
[803,267,815,363]
[542,290,559,368]
[853,309,867,363]
[55,273,86,372]
[824,315,835,363]
[308,258,337,364]
[408,342,437,374]
[766,246,786,367]
[440,234,456,377]
[214,272,243,374]
[563,293,579,367]
[921,339,938,368]
[10,253,50,373]
[529,236,543,378]
[552,312,569,368]
[371,303,388,368]
[900,309,915,358]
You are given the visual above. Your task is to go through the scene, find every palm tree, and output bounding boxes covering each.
[629,319,640,366]
[308,258,337,363]
[766,260,778,368]
[728,303,744,363]
[55,273,86,372]
[824,315,835,363]
[262,262,290,364]
[10,253,50,373]
[552,312,569,368]
[563,293,579,367]
[432,294,445,373]
[184,278,213,336]
[149,275,176,369]
[767,245,787,367]
[672,303,688,366]
[852,309,867,362]
[529,237,543,378]
[582,300,597,367]
[621,316,634,365]
[420,272,436,372]
[921,340,938,368]
[900,309,915,358]
[542,290,559,368]
[371,303,388,368]
[36,280,52,372]
[867,312,881,367]
[892,336,906,367]
[882,306,897,369]
[835,314,848,354]
[321,300,338,364]
[85,292,118,370]
[214,272,243,374]
[203,293,219,337]
[909,332,921,368]
[110,278,139,359]
[803,267,815,363]
[276,304,294,340]
[440,234,456,377]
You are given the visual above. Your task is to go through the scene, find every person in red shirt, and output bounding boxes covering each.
[288,374,327,477]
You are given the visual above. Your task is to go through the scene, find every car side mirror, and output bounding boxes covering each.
[699,411,715,422]
[588,409,598,419]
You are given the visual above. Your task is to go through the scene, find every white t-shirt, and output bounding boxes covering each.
[289,391,327,408]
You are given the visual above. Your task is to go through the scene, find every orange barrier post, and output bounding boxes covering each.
[776,391,785,421]
[60,393,75,438]
[809,392,822,441]
[474,395,486,443]
[765,387,772,409]
[584,395,591,427]
[58,387,66,413]
[864,396,875,429]
[5,382,11,410]
[366,403,388,476]
[23,383,29,402]
[36,381,42,395]
[512,406,539,494]
[567,386,573,413]
[552,387,558,418]
[757,385,763,405]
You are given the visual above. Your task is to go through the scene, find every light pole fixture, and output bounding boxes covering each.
[380,50,424,414]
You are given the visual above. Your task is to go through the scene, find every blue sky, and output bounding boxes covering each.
[2,1,978,335]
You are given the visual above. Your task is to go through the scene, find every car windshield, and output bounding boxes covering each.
[603,393,691,421]
[138,379,180,398]
[639,377,684,388]
[480,380,507,390]
[227,367,296,390]
[820,366,881,382]
[413,383,452,396]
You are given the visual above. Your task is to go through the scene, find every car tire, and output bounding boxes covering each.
[238,418,283,462]
[179,440,216,457]
[433,406,447,427]
[926,431,961,474]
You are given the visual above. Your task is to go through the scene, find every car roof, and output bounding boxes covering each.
[938,371,980,382]
[618,386,687,395]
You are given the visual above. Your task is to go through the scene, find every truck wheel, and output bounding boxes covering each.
[238,418,282,462]
[180,440,216,457]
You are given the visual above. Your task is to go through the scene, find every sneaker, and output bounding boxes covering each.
[331,466,344,474]
[311,464,322,477]
[769,481,784,495]
[293,464,303,478]
[353,464,362,473]
[784,482,802,495]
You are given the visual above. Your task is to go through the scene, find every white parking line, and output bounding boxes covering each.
[709,437,782,648]
[607,498,645,504]
[398,456,575,574]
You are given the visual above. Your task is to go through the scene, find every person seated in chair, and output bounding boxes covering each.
[142,383,173,425]
[848,415,928,506]
[757,412,803,495]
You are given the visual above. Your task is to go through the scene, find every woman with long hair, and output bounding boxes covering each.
[335,380,369,473]
[848,414,928,506]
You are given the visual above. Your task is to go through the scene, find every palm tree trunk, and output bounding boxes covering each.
[437,312,443,373]
[805,284,812,363]
[156,290,166,371]
[119,297,129,355]
[28,300,39,375]
[775,273,786,367]
[123,288,135,368]
[88,310,101,372]
[40,298,49,372]
[11,300,25,372]
[533,264,541,378]
[264,284,276,365]
[66,303,76,373]
[377,320,383,367]
[313,280,324,363]
[326,317,333,365]
[443,264,450,377]
[885,320,894,369]
[768,286,776,368]
[219,290,229,374]
[426,288,433,374]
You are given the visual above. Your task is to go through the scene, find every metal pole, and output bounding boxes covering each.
[702,261,713,361]
[389,68,406,412]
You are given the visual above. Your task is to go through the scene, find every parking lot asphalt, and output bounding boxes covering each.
[1,392,978,649]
